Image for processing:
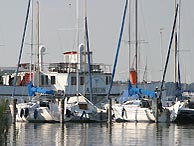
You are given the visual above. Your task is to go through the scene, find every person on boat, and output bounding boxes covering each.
[8,75,14,85]
[121,107,126,117]
[66,108,72,117]
[186,100,194,109]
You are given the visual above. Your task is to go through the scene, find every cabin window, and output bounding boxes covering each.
[51,76,56,85]
[41,75,44,85]
[78,103,88,110]
[0,76,3,85]
[45,75,48,85]
[40,75,49,86]
[106,76,111,85]
[8,76,14,85]
[80,76,84,85]
[71,76,76,85]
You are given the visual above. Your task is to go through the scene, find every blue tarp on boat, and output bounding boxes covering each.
[27,81,54,96]
[117,80,156,103]
[127,80,156,98]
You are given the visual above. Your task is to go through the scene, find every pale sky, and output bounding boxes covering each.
[0,0,194,83]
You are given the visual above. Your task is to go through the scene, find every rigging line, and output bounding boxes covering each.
[12,0,31,98]
[139,0,151,48]
[142,57,148,82]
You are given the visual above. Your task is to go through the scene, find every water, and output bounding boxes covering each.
[2,121,194,146]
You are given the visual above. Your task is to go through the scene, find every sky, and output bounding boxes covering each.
[0,0,194,83]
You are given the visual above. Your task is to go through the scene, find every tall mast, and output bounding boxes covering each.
[174,0,178,83]
[37,0,40,87]
[177,0,182,90]
[84,0,93,102]
[159,4,179,98]
[76,0,79,96]
[30,0,34,82]
[128,0,131,80]
[135,0,138,87]
[107,0,128,124]
[12,0,31,97]
[83,0,87,96]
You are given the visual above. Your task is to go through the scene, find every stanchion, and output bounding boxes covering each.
[107,97,112,125]
[59,99,64,123]
[11,98,17,124]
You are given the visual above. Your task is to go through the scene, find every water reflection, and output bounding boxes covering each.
[5,122,194,146]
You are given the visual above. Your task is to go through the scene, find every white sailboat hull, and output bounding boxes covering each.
[63,95,108,122]
[16,107,59,123]
[10,101,60,123]
[112,105,155,122]
[10,95,108,123]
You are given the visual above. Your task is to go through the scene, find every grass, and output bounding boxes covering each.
[0,99,10,146]
[0,99,9,115]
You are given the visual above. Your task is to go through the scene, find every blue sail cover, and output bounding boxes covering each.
[27,81,54,96]
[27,81,34,96]
[117,80,156,103]
[127,80,156,98]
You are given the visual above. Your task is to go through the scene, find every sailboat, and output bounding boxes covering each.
[154,2,183,123]
[10,1,107,122]
[112,80,156,122]
[155,1,194,123]
[9,0,63,123]
[62,0,108,122]
[106,0,155,123]
[168,1,194,123]
[107,0,180,123]
[175,98,194,123]
[14,82,60,122]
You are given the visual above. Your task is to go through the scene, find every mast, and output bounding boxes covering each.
[174,0,177,83]
[177,0,182,95]
[107,0,128,124]
[84,1,93,102]
[12,0,31,97]
[36,0,40,87]
[30,0,34,82]
[83,0,87,96]
[76,0,79,96]
[128,0,131,80]
[135,0,138,87]
[159,4,179,99]
[107,0,128,97]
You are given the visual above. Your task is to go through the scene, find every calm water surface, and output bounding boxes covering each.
[3,122,194,146]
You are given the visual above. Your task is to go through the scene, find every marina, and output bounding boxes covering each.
[1,0,194,145]
[1,0,194,124]
[1,99,194,146]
